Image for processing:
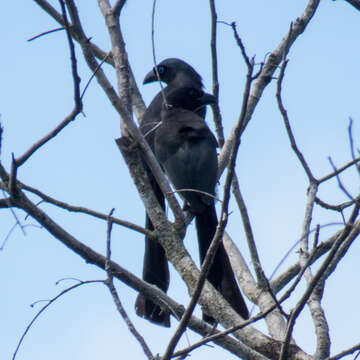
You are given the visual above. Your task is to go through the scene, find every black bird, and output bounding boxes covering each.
[154,87,249,323]
[136,59,205,327]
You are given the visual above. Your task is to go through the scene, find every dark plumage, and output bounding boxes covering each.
[136,59,205,327]
[136,59,249,326]
[155,87,249,323]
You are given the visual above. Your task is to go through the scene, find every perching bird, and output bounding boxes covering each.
[154,86,249,323]
[136,59,205,327]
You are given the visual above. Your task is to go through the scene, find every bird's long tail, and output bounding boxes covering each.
[195,205,249,322]
[135,175,170,327]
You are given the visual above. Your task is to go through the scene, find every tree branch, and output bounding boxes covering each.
[327,342,360,360]
[33,0,146,120]
[15,0,82,169]
[279,205,360,360]
[218,0,321,176]
[18,181,152,237]
[13,280,103,360]
[104,209,155,360]
[112,0,127,17]
[344,0,360,12]
[209,0,225,146]
[62,0,184,226]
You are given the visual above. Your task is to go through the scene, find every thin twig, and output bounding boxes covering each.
[328,157,354,200]
[229,22,251,68]
[347,118,360,176]
[60,0,81,110]
[231,175,265,286]
[151,0,167,105]
[270,222,344,293]
[19,182,152,237]
[163,40,257,360]
[279,205,360,360]
[168,188,221,202]
[318,156,360,184]
[80,52,110,100]
[0,222,17,250]
[14,0,82,169]
[326,343,360,360]
[172,245,319,359]
[276,56,315,182]
[218,0,321,176]
[315,196,358,213]
[66,0,183,224]
[104,209,154,360]
[209,0,225,146]
[5,195,26,236]
[27,27,64,42]
[12,280,103,360]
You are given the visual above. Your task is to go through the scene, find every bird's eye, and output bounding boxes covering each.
[156,65,165,75]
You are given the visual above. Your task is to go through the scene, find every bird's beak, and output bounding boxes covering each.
[143,69,157,85]
[202,93,217,105]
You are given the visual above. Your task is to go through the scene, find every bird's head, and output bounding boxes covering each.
[143,58,203,88]
[163,87,216,113]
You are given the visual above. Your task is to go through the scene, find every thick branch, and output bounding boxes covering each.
[61,0,184,225]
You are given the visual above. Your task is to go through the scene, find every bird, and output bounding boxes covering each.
[154,86,249,323]
[136,59,205,327]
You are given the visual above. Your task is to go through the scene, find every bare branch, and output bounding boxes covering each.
[209,0,225,146]
[9,185,270,358]
[315,196,358,213]
[230,22,251,68]
[328,157,354,200]
[18,181,152,237]
[104,209,155,360]
[15,0,82,169]
[322,218,360,282]
[279,205,360,360]
[27,26,64,41]
[0,198,10,209]
[12,280,103,360]
[80,52,111,100]
[318,156,360,184]
[33,0,146,119]
[97,0,132,122]
[218,0,321,176]
[113,0,127,17]
[163,142,243,360]
[276,56,315,182]
[231,174,265,285]
[270,224,344,293]
[13,108,81,168]
[327,343,360,360]
[344,0,360,12]
[60,0,82,109]
[62,0,184,225]
[1,222,17,250]
[347,118,360,176]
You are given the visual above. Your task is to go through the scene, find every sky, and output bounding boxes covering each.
[1,0,360,359]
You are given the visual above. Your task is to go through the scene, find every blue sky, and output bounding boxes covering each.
[1,1,360,359]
